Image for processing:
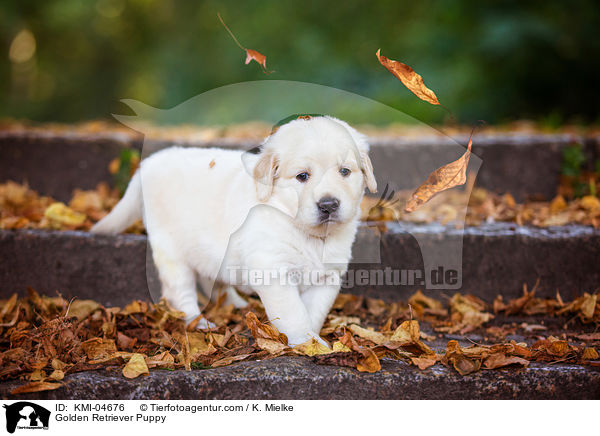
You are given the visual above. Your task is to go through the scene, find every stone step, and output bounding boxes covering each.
[2,130,598,202]
[1,357,598,400]
[1,223,598,304]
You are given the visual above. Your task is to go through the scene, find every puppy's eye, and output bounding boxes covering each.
[296,172,310,182]
[339,167,351,177]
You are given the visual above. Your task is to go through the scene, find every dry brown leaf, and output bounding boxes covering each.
[122,353,149,379]
[211,353,254,368]
[484,353,529,369]
[11,381,62,395]
[411,356,438,370]
[81,338,117,360]
[255,337,288,355]
[245,312,287,344]
[376,49,440,105]
[67,299,100,320]
[356,348,381,373]
[348,324,388,345]
[405,139,473,212]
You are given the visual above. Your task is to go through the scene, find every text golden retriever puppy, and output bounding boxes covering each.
[92,116,376,346]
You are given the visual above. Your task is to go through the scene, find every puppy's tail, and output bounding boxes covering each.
[91,171,143,235]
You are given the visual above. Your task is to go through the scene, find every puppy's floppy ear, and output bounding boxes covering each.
[253,150,279,201]
[360,151,377,193]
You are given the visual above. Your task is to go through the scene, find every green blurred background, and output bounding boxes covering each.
[1,0,599,126]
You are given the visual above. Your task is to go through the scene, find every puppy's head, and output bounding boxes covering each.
[252,116,376,233]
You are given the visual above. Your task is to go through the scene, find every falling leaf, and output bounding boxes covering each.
[11,381,62,395]
[405,139,473,212]
[245,49,267,69]
[122,353,149,379]
[376,49,440,105]
[218,13,272,73]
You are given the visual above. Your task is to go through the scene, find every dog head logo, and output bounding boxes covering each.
[3,402,50,433]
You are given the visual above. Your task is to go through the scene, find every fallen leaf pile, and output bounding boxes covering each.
[1,287,598,395]
[0,181,144,233]
[2,179,599,232]
[362,178,600,228]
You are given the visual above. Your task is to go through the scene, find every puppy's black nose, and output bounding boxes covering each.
[317,197,340,214]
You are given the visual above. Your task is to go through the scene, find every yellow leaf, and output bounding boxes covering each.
[293,338,332,356]
[332,341,352,353]
[48,369,65,381]
[44,202,86,226]
[582,347,599,361]
[348,324,388,345]
[390,320,421,344]
[67,299,100,320]
[122,353,149,379]
[580,195,600,212]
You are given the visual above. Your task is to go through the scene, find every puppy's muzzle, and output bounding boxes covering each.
[317,196,340,222]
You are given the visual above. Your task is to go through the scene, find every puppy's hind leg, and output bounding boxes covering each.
[153,250,214,329]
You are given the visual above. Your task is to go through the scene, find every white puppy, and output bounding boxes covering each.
[92,116,376,346]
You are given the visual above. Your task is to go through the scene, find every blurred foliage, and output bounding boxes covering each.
[561,145,586,177]
[1,0,599,125]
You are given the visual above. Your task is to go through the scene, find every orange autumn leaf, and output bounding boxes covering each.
[405,139,473,212]
[376,49,440,105]
[218,13,272,73]
[245,49,267,70]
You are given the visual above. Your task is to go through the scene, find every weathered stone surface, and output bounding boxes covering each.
[3,131,597,202]
[1,356,598,400]
[0,131,142,202]
[1,223,599,304]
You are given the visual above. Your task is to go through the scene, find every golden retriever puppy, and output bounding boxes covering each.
[92,116,376,346]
